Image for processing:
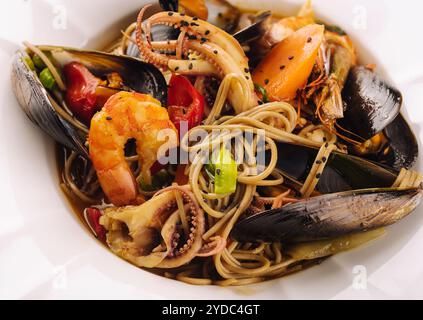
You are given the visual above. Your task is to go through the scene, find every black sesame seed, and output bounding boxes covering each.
[246,76,250,80]
[213,50,218,54]
[174,67,179,71]
[244,68,249,73]
[218,13,223,18]
[106,116,112,121]
[216,169,221,175]
[188,35,197,40]
[316,173,322,179]
[322,157,327,163]
[307,37,312,43]
[191,22,199,26]
[200,37,207,44]
[168,12,174,16]
[280,65,285,70]
[288,56,294,60]
[323,137,327,142]
[205,30,210,35]
[325,143,329,148]
[189,63,193,70]
[264,79,269,85]
[180,13,185,16]
[193,17,198,21]
[316,160,322,165]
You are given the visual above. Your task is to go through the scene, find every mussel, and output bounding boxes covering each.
[339,66,402,140]
[12,50,87,155]
[12,46,167,155]
[381,114,419,170]
[338,66,418,170]
[232,188,422,244]
[275,142,398,194]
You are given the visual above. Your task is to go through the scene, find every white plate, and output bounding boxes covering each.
[0,0,422,300]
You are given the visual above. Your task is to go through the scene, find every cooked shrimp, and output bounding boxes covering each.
[89,92,178,206]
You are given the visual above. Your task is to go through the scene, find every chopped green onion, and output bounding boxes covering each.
[23,57,35,71]
[254,83,269,103]
[39,68,56,90]
[209,147,238,195]
[33,54,46,70]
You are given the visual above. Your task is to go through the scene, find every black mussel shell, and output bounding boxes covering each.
[43,47,168,106]
[12,47,168,155]
[349,114,419,171]
[232,188,422,244]
[276,142,397,194]
[380,114,418,170]
[339,66,402,140]
[11,51,87,156]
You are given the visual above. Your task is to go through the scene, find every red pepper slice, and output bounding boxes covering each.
[168,75,205,133]
[86,208,106,242]
[64,62,101,125]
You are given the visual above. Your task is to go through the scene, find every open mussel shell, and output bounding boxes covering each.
[355,114,419,171]
[339,66,402,140]
[39,46,168,105]
[381,114,419,170]
[11,51,88,156]
[276,142,397,194]
[232,188,423,244]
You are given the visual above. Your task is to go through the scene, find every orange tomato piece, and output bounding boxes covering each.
[253,24,325,101]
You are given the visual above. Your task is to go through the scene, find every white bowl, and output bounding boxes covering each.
[0,0,422,300]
